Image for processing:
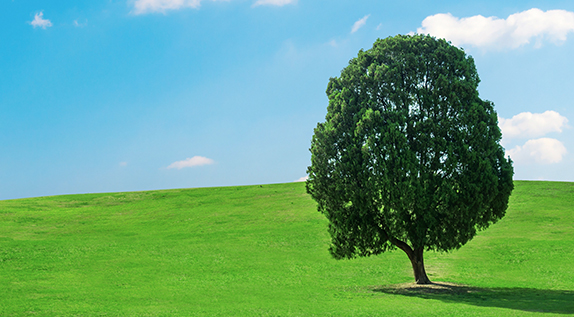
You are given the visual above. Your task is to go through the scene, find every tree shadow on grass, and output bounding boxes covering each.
[373,282,574,314]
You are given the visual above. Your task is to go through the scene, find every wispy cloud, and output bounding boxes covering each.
[73,19,88,27]
[351,14,370,33]
[167,156,215,169]
[133,0,294,13]
[507,138,567,164]
[499,111,568,140]
[132,0,203,14]
[252,0,296,7]
[416,8,574,50]
[29,12,52,29]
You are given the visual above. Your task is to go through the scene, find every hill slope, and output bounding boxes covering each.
[1,181,573,316]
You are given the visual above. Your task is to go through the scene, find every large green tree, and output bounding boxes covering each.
[306,34,514,284]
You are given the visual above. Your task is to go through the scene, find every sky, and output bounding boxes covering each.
[1,0,574,200]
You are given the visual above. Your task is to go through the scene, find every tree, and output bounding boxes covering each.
[306,34,514,284]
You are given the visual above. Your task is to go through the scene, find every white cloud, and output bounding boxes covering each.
[499,111,568,140]
[119,162,128,167]
[167,156,215,169]
[416,8,574,50]
[507,138,567,164]
[294,176,308,182]
[29,12,52,29]
[351,14,370,33]
[252,0,296,7]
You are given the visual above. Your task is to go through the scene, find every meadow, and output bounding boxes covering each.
[1,181,573,316]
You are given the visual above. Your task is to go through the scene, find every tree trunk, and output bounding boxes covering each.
[409,247,431,284]
[391,239,432,284]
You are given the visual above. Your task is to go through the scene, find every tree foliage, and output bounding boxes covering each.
[306,34,514,283]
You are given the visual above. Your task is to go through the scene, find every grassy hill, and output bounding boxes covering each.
[1,181,573,316]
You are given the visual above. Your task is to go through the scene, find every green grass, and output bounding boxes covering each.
[1,181,573,316]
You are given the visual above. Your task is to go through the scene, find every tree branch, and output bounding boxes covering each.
[390,237,414,259]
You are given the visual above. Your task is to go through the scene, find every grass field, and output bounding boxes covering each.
[1,181,573,316]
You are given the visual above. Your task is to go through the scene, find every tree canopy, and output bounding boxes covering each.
[306,34,514,284]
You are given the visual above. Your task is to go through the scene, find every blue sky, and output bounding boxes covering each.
[2,0,574,200]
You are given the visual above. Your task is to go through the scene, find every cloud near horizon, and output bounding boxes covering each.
[29,12,52,29]
[351,14,370,33]
[294,175,308,182]
[167,156,215,169]
[499,111,569,165]
[416,8,574,50]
